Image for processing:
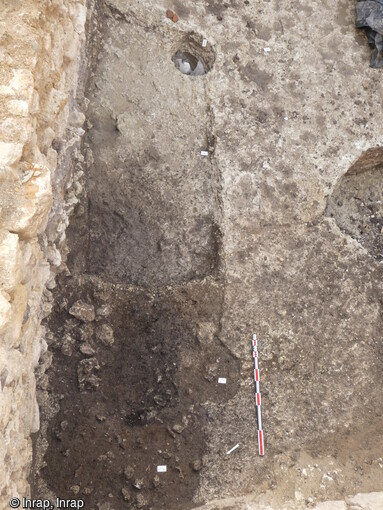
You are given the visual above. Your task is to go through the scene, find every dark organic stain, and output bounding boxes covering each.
[172,0,191,18]
[239,62,272,90]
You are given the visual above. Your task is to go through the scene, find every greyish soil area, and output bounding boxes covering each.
[32,0,383,509]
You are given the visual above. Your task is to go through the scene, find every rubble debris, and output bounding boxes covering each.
[96,324,114,346]
[172,424,185,434]
[132,478,144,490]
[121,487,130,501]
[356,0,383,67]
[191,459,203,472]
[124,466,134,480]
[69,300,95,322]
[77,357,101,391]
[80,343,95,356]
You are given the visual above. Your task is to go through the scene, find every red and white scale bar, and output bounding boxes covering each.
[252,333,264,456]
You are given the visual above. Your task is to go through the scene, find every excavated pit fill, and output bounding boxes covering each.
[32,2,240,509]
[326,162,383,260]
[68,12,220,287]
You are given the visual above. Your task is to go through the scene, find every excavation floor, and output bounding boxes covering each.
[32,0,383,509]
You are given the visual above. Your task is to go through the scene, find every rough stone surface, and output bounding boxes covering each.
[347,492,383,509]
[312,502,348,510]
[0,0,87,503]
[69,300,96,322]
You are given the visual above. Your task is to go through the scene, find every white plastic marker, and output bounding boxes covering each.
[252,333,264,456]
[202,38,207,48]
[218,377,227,384]
[200,150,209,156]
[226,443,240,455]
[157,465,167,473]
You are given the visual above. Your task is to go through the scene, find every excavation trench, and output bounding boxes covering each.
[32,3,239,509]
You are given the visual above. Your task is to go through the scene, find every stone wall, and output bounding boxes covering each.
[0,0,86,502]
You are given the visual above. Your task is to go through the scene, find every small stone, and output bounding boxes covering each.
[172,424,184,434]
[153,475,160,488]
[79,323,94,342]
[135,494,147,508]
[167,427,176,438]
[97,504,114,510]
[124,466,134,480]
[192,459,202,472]
[154,395,166,407]
[77,357,101,391]
[61,342,72,356]
[132,478,144,490]
[96,304,111,318]
[80,343,95,355]
[69,300,95,322]
[96,414,106,422]
[70,485,80,495]
[121,487,130,501]
[96,324,114,346]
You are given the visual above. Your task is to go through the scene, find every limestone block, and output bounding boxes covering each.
[0,292,11,334]
[9,69,34,101]
[69,300,95,322]
[0,390,12,431]
[0,231,21,294]
[0,85,15,96]
[0,141,24,167]
[70,2,87,36]
[31,398,39,433]
[346,492,383,510]
[20,377,38,434]
[5,284,28,350]
[16,164,53,239]
[7,99,29,117]
[0,118,32,145]
[0,348,23,389]
[312,502,347,510]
